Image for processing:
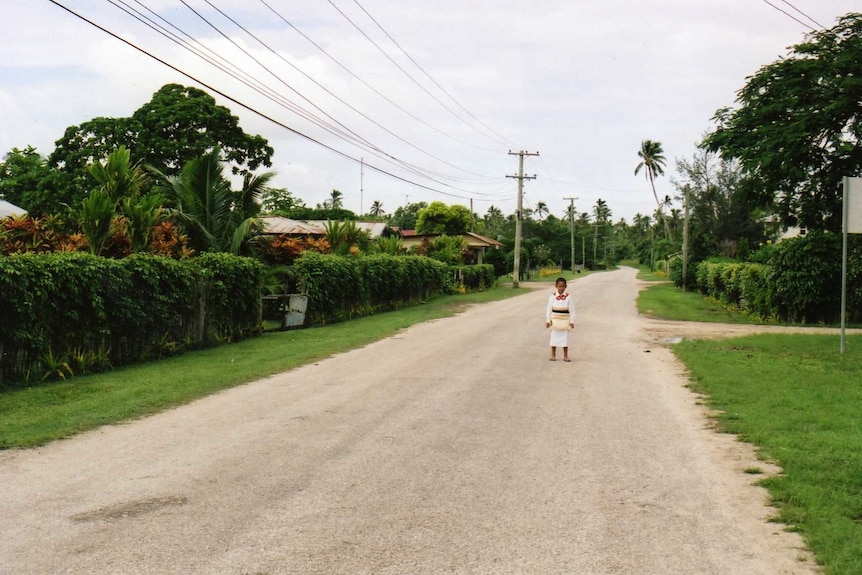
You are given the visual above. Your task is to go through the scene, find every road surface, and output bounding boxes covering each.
[0,267,818,574]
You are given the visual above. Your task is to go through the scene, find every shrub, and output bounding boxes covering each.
[0,252,263,385]
[292,252,449,326]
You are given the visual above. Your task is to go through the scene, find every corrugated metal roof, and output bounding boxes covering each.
[259,216,323,235]
[259,217,390,238]
[0,200,27,218]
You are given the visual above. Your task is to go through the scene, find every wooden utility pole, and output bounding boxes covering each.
[564,196,578,273]
[682,184,690,290]
[507,150,539,288]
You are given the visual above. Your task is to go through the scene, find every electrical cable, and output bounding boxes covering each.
[193,0,503,182]
[349,0,516,148]
[777,0,826,29]
[324,0,511,149]
[109,0,509,196]
[760,0,818,31]
[47,0,511,203]
[257,0,506,153]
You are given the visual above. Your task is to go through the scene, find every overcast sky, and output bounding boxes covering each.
[2,1,858,222]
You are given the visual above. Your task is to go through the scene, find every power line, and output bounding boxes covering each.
[324,0,511,149]
[760,0,818,31]
[777,0,826,29]
[193,0,503,182]
[349,0,515,148]
[257,0,505,153]
[46,0,509,204]
[108,0,507,196]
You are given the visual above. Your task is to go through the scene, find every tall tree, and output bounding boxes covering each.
[704,13,862,232]
[48,84,274,213]
[389,201,427,230]
[260,188,304,215]
[483,205,506,238]
[635,139,671,238]
[415,201,475,235]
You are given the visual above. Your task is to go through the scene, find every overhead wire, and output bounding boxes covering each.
[349,0,515,149]
[257,0,505,153]
[324,0,512,150]
[777,0,826,29]
[108,0,509,196]
[760,0,818,31]
[192,0,504,184]
[46,0,511,204]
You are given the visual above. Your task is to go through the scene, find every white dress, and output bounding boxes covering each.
[546,290,575,348]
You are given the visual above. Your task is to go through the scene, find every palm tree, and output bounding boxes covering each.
[327,189,344,209]
[369,200,384,217]
[152,148,274,254]
[535,201,549,220]
[592,198,612,225]
[634,139,670,239]
[88,145,148,202]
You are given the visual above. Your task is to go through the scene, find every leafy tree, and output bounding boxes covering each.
[635,139,671,238]
[0,146,63,218]
[48,84,274,213]
[415,201,474,235]
[388,201,427,230]
[483,205,507,238]
[673,148,767,261]
[703,13,862,232]
[152,148,274,254]
[286,206,356,221]
[132,84,273,176]
[413,234,469,265]
[260,187,304,215]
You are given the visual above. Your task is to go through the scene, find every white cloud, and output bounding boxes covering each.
[1,0,858,221]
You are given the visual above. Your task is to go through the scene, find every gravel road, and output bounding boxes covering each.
[0,267,820,574]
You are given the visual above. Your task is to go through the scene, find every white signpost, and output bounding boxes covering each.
[841,177,862,353]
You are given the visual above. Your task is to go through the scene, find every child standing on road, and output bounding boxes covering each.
[546,277,575,361]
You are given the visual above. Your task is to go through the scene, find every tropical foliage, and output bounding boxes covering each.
[704,13,862,232]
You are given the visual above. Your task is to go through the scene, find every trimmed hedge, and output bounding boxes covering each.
[0,252,263,385]
[450,264,496,292]
[293,252,449,325]
[692,232,862,324]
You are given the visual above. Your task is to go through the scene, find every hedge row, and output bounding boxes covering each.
[692,232,862,324]
[695,260,776,319]
[292,252,451,325]
[450,264,496,292]
[0,252,263,385]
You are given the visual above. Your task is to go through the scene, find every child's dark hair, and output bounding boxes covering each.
[555,277,567,285]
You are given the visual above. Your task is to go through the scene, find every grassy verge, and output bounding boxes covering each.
[0,285,527,449]
[675,334,862,574]
[637,282,767,324]
[620,259,668,282]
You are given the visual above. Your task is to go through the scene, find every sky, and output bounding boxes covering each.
[1,0,859,223]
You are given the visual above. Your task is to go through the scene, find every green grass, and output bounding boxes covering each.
[675,334,862,574]
[0,285,527,449]
[637,282,765,324]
